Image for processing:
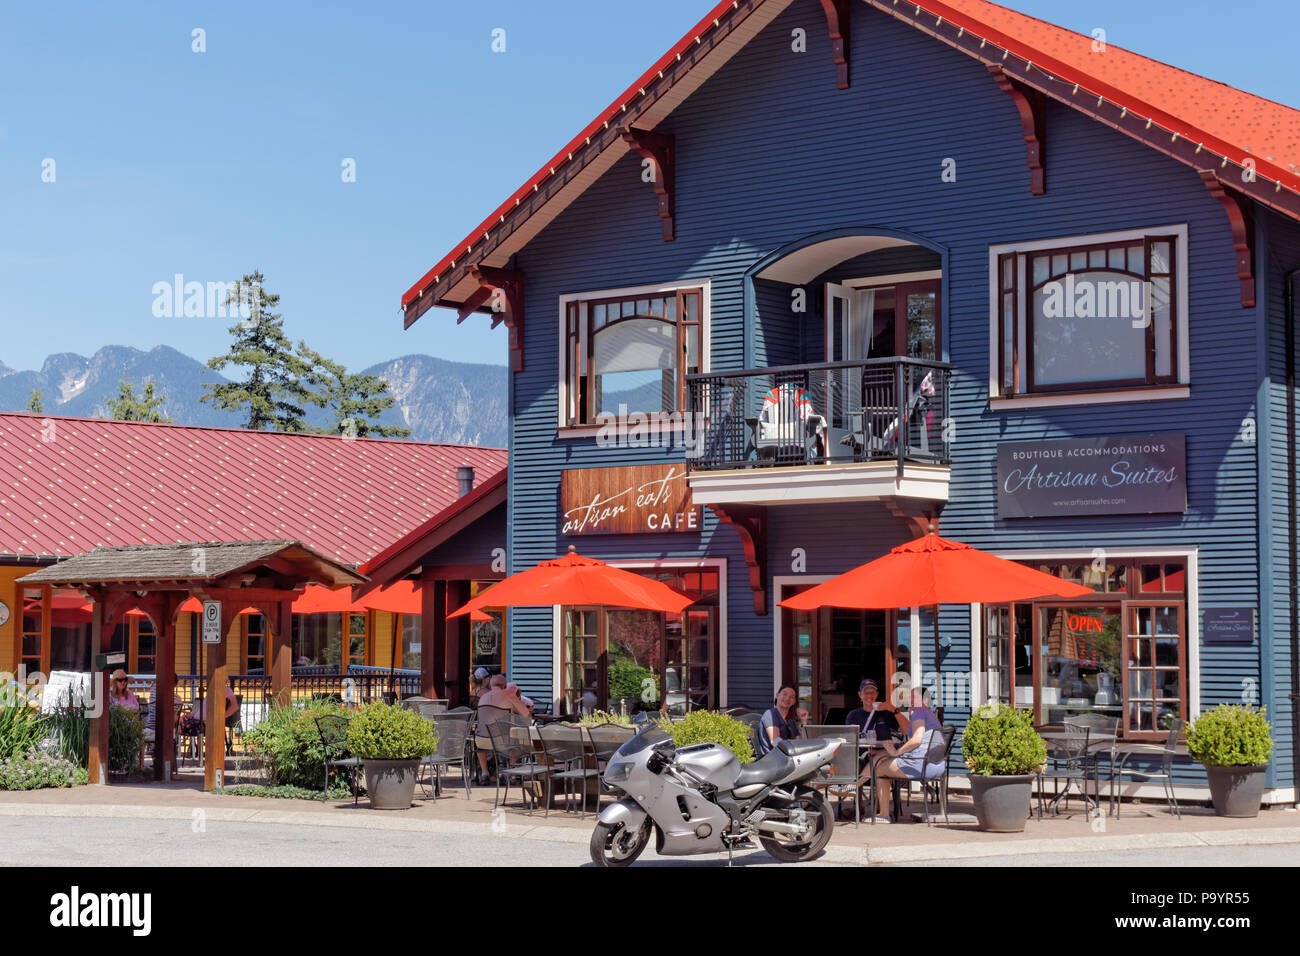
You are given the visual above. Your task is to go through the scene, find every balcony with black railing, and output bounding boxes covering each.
[685,357,952,506]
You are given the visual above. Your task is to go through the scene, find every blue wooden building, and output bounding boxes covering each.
[401,0,1300,803]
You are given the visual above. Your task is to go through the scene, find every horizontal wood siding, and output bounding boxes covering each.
[493,0,1279,780]
[753,277,803,368]
[418,503,507,570]
[1263,208,1300,787]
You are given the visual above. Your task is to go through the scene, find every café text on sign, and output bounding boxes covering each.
[561,463,700,536]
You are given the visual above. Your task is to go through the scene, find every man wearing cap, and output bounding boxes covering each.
[845,679,907,743]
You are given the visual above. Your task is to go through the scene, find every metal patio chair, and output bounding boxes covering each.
[420,711,473,800]
[1114,718,1184,819]
[804,724,864,827]
[1038,722,1098,817]
[314,714,361,804]
[537,722,600,818]
[1065,713,1120,812]
[485,718,549,815]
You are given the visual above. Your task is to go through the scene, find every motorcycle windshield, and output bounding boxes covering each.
[615,724,672,758]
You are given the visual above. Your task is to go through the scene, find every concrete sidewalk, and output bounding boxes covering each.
[3,777,1298,864]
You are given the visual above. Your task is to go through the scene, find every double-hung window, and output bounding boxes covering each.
[562,285,705,427]
[991,226,1187,398]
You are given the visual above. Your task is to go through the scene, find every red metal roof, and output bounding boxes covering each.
[0,412,506,567]
[402,0,1300,316]
[928,0,1300,192]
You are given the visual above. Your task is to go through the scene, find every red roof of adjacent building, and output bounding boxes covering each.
[402,0,1300,316]
[0,413,506,566]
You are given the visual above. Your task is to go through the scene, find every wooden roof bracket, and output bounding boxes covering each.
[819,0,851,90]
[988,65,1046,195]
[885,499,938,540]
[470,264,526,371]
[619,127,675,241]
[708,503,767,615]
[1199,169,1256,308]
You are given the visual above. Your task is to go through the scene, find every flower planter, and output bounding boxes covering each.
[362,758,421,810]
[970,774,1033,832]
[1204,764,1267,818]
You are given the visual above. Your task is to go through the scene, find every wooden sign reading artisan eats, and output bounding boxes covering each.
[561,463,700,536]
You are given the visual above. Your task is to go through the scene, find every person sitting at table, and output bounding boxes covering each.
[469,666,491,707]
[758,685,808,755]
[506,682,535,716]
[862,687,946,821]
[845,679,908,742]
[107,670,142,713]
[474,674,530,784]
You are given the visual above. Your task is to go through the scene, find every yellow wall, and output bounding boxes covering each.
[0,565,27,675]
[371,611,397,669]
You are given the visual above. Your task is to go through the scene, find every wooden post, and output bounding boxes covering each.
[420,575,446,699]
[202,601,234,792]
[154,595,178,782]
[271,598,293,709]
[446,581,469,706]
[88,596,111,785]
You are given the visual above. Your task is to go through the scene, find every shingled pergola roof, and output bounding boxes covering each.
[17,540,365,589]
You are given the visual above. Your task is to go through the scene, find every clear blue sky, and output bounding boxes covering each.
[1,0,1295,373]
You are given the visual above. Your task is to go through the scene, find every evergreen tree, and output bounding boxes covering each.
[200,272,313,431]
[104,379,171,423]
[298,343,412,439]
[26,389,44,413]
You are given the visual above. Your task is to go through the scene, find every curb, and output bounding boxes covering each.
[4,802,1298,864]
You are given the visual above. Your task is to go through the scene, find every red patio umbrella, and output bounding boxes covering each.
[447,549,695,618]
[292,584,358,614]
[779,533,1094,697]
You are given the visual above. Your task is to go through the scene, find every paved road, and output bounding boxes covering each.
[896,844,1300,867]
[0,816,842,867]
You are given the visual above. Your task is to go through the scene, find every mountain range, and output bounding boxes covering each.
[0,345,508,447]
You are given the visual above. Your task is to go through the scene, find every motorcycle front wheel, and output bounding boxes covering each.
[759,790,835,863]
[590,819,652,867]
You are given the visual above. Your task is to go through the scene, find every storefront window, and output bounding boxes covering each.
[21,587,45,675]
[347,612,367,669]
[559,567,719,716]
[1038,606,1121,724]
[1127,603,1183,733]
[982,557,1186,738]
[400,614,421,670]
[469,581,505,682]
[561,608,602,715]
[292,613,345,670]
[245,614,266,674]
[136,617,157,675]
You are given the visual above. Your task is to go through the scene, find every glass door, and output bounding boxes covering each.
[894,280,941,360]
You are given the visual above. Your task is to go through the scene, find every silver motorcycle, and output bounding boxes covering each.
[590,723,841,867]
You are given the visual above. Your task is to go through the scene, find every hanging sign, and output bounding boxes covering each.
[560,463,700,535]
[201,601,222,644]
[997,433,1186,518]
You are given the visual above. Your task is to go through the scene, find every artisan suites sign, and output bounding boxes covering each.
[561,463,700,535]
[997,433,1186,518]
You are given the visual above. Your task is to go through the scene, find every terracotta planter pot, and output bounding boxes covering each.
[362,758,421,810]
[970,774,1033,832]
[1204,764,1267,818]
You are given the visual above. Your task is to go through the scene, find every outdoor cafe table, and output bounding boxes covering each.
[1036,731,1114,815]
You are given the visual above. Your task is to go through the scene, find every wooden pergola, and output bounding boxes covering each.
[18,540,365,791]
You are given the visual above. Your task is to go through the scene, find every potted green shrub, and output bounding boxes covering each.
[659,710,755,764]
[1186,704,1272,818]
[346,703,437,810]
[963,703,1047,832]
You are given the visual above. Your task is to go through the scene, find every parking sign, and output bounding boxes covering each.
[202,601,222,644]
